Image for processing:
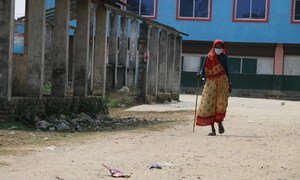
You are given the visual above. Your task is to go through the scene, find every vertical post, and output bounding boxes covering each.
[74,0,91,96]
[44,24,54,84]
[0,0,15,103]
[88,9,95,96]
[26,0,46,97]
[137,22,149,102]
[166,34,175,93]
[173,36,182,98]
[128,19,139,87]
[24,0,29,55]
[51,0,70,97]
[68,36,75,83]
[274,43,284,75]
[107,12,118,90]
[157,30,168,93]
[147,27,159,98]
[93,4,108,97]
[116,16,128,88]
[273,43,284,91]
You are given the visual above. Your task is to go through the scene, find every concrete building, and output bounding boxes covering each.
[122,0,300,95]
[0,0,185,117]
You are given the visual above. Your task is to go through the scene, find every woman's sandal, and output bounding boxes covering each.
[208,131,216,136]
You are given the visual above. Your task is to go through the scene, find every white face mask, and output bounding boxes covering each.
[214,48,223,55]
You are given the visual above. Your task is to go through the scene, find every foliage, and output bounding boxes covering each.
[13,99,45,126]
[42,82,52,96]
[107,93,136,108]
[76,97,109,119]
[12,97,110,127]
[0,121,33,131]
[107,99,120,108]
[44,98,72,118]
[124,96,135,107]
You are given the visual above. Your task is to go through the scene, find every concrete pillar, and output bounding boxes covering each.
[51,0,70,97]
[44,24,54,84]
[166,34,175,93]
[68,36,75,82]
[147,27,159,96]
[24,0,29,55]
[107,12,118,90]
[27,0,46,97]
[116,16,128,88]
[88,8,95,96]
[0,0,15,103]
[274,43,284,75]
[128,19,139,87]
[173,36,182,95]
[157,30,168,93]
[74,0,91,96]
[137,22,149,102]
[93,4,107,97]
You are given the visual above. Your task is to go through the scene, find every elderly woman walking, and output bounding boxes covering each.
[196,39,231,136]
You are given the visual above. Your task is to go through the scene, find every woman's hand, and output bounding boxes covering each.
[201,78,206,86]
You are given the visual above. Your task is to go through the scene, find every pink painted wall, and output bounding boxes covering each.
[274,44,284,75]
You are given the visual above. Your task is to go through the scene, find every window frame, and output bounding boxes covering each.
[228,56,258,74]
[291,0,300,24]
[176,0,212,21]
[182,54,203,72]
[123,0,158,19]
[232,0,270,23]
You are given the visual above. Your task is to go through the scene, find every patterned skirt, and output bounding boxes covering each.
[196,74,230,126]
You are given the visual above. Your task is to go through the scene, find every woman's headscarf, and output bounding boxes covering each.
[206,39,226,69]
[208,39,226,58]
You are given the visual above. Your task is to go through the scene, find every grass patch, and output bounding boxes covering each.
[42,81,52,96]
[107,92,136,108]
[11,97,109,128]
[0,121,33,131]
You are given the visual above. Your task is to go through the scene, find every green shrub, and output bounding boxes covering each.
[42,82,52,96]
[77,97,109,119]
[13,97,110,126]
[107,99,120,108]
[124,96,135,107]
[45,98,72,117]
[13,99,45,126]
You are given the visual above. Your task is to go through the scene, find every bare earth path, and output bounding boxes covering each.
[0,95,299,180]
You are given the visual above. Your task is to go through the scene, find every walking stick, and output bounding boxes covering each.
[193,75,201,133]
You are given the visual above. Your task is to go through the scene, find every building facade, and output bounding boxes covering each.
[124,0,300,92]
[14,0,300,92]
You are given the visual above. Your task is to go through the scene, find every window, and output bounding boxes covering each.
[228,57,257,74]
[233,0,270,22]
[242,58,257,74]
[125,0,157,18]
[182,54,202,72]
[292,0,300,23]
[177,0,212,21]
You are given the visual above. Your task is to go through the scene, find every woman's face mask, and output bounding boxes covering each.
[214,48,223,55]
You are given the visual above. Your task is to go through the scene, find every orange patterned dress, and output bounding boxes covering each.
[196,55,230,126]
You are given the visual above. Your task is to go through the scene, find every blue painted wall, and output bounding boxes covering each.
[46,0,55,9]
[157,0,300,44]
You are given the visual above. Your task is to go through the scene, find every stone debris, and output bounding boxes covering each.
[33,113,162,132]
[118,86,130,93]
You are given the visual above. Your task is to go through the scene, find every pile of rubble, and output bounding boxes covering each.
[34,113,161,132]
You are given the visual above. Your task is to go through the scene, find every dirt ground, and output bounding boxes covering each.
[0,95,299,180]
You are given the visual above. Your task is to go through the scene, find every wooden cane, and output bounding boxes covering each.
[193,76,201,133]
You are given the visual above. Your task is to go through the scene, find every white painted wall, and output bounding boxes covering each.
[257,57,274,75]
[284,56,300,76]
[182,54,202,72]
